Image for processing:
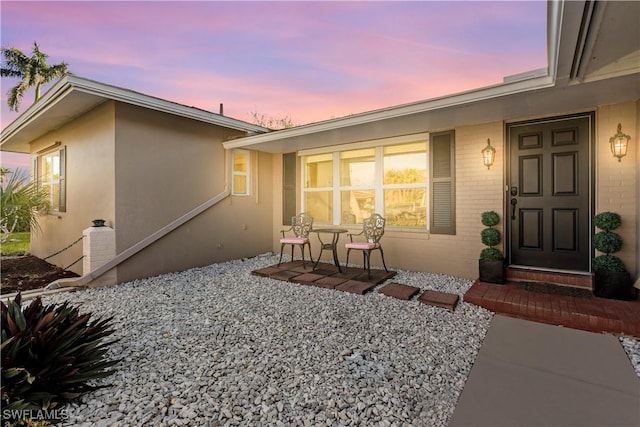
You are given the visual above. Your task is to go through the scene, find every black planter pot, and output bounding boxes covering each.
[593,271,634,300]
[479,259,506,284]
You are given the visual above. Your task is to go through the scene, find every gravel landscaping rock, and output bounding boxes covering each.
[620,337,640,378]
[38,253,640,425]
[41,253,492,426]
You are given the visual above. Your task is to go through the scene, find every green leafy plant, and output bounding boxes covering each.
[480,247,503,261]
[1,42,68,112]
[592,212,626,272]
[593,231,623,254]
[481,211,500,227]
[592,255,626,272]
[481,228,501,247]
[1,293,118,422]
[1,168,50,243]
[593,211,622,232]
[480,211,503,260]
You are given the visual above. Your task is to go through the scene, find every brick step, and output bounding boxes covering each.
[506,267,593,289]
[464,280,640,338]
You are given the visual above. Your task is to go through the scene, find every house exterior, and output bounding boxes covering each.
[1,0,638,288]
[224,0,639,283]
[1,76,275,284]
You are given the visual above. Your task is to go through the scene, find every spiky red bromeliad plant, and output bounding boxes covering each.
[1,293,118,422]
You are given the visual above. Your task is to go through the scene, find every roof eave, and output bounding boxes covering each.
[1,74,269,153]
[223,73,555,150]
[64,75,269,134]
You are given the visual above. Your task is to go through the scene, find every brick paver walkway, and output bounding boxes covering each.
[464,280,640,338]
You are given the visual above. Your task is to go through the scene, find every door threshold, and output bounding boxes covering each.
[507,265,593,289]
[508,265,592,276]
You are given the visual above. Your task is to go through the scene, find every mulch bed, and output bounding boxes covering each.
[1,255,79,295]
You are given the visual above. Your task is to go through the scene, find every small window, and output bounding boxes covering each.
[38,146,66,212]
[340,148,375,224]
[232,150,250,196]
[303,153,333,223]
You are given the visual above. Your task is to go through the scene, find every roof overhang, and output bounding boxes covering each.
[1,74,269,153]
[224,0,640,154]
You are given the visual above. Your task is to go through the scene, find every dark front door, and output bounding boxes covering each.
[507,114,593,272]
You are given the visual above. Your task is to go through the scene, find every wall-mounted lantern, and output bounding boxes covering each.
[481,139,496,169]
[610,123,630,162]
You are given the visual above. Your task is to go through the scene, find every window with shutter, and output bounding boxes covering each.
[38,145,66,212]
[430,131,455,234]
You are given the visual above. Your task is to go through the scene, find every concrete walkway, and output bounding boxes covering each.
[450,315,640,427]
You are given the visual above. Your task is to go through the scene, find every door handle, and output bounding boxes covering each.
[510,198,518,220]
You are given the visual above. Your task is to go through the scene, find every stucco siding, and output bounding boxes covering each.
[112,104,273,283]
[376,122,505,279]
[271,122,505,279]
[272,104,639,280]
[596,101,638,277]
[30,102,116,275]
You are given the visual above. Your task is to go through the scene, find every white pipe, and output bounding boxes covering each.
[55,187,230,288]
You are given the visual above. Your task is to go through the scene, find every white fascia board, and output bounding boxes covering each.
[64,75,269,134]
[223,74,555,150]
[1,75,269,149]
[0,77,72,145]
[546,0,564,82]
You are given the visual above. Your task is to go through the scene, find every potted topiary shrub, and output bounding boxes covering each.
[479,211,505,284]
[592,211,633,300]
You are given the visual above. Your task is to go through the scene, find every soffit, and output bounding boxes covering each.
[1,90,106,153]
[224,71,639,154]
[569,0,640,83]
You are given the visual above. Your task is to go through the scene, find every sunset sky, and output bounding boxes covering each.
[1,1,547,171]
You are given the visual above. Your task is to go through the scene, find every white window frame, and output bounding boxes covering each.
[40,150,61,211]
[231,149,250,196]
[300,133,429,229]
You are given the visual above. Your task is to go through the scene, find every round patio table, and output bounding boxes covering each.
[312,228,348,273]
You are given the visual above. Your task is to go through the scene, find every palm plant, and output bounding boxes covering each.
[1,42,68,111]
[0,169,49,243]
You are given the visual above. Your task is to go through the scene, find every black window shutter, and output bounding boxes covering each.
[282,152,296,225]
[59,146,66,212]
[430,131,455,234]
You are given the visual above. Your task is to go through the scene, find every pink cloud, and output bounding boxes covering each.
[1,0,546,130]
[1,151,30,172]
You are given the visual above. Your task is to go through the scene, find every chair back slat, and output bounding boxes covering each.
[291,212,313,238]
[363,213,385,243]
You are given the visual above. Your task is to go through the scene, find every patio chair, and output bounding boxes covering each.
[278,212,314,267]
[345,213,389,278]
